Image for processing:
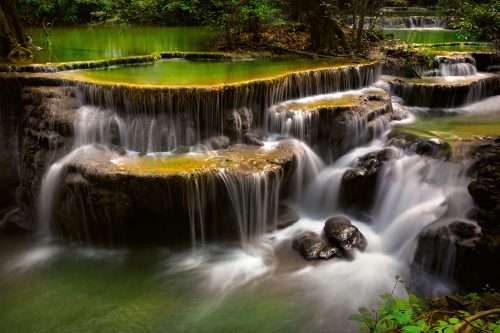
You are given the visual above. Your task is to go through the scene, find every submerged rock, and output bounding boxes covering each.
[292,231,341,260]
[323,216,368,257]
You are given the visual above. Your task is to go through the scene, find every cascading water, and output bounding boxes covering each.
[27,53,498,333]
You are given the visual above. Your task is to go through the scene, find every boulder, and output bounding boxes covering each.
[340,147,399,211]
[412,219,483,289]
[323,216,368,257]
[292,231,341,260]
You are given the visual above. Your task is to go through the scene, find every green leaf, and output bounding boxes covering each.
[448,317,460,325]
[403,326,423,333]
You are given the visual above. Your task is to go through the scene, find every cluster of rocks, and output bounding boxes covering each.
[292,216,367,261]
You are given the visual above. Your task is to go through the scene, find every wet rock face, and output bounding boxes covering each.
[468,140,500,223]
[465,138,500,290]
[54,141,301,245]
[387,131,450,159]
[412,220,483,290]
[292,232,342,260]
[386,74,500,108]
[269,88,407,161]
[323,216,367,257]
[276,204,300,230]
[340,147,399,212]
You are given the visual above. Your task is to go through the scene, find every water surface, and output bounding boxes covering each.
[385,29,464,44]
[61,58,363,86]
[25,26,215,64]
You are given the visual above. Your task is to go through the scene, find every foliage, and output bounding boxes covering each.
[349,277,500,333]
[447,0,500,46]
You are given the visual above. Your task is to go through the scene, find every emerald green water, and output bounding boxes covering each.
[26,26,214,64]
[62,58,359,86]
[385,29,464,44]
[397,95,500,141]
[0,236,299,333]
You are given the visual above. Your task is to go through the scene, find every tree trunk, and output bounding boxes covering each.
[355,0,367,52]
[0,0,28,57]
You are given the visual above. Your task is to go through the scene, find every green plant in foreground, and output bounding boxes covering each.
[348,276,500,333]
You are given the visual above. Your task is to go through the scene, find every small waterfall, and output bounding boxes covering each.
[436,56,478,77]
[72,105,196,152]
[218,171,282,247]
[267,89,396,161]
[405,16,448,29]
[375,16,448,29]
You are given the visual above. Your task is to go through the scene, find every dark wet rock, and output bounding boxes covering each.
[171,145,191,154]
[276,204,300,229]
[471,53,500,72]
[449,221,478,239]
[54,140,302,245]
[243,132,264,146]
[340,147,399,211]
[292,231,341,260]
[224,108,254,143]
[387,130,450,158]
[319,245,342,259]
[385,74,500,108]
[207,136,230,150]
[412,220,483,290]
[464,138,500,290]
[0,207,32,233]
[269,88,407,161]
[323,216,367,257]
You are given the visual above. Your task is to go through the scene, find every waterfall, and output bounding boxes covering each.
[218,171,281,247]
[78,63,382,124]
[375,16,448,29]
[436,56,478,77]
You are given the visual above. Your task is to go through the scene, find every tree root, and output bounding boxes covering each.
[7,43,33,59]
[455,308,500,333]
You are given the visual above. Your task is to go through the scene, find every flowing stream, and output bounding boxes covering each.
[0,50,497,332]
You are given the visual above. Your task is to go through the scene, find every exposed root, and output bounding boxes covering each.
[7,44,33,59]
[455,308,500,333]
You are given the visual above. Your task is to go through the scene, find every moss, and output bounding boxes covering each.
[287,95,359,112]
[111,145,294,176]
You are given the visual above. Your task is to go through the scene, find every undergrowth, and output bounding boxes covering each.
[348,276,500,333]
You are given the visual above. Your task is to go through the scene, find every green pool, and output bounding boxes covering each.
[60,58,364,86]
[25,26,215,64]
[0,236,299,333]
[397,96,500,141]
[385,29,464,44]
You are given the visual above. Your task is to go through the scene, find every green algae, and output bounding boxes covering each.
[111,145,293,176]
[287,95,359,111]
[59,58,367,87]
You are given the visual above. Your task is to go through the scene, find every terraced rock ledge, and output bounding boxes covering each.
[385,73,500,107]
[52,140,303,244]
[268,88,407,159]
